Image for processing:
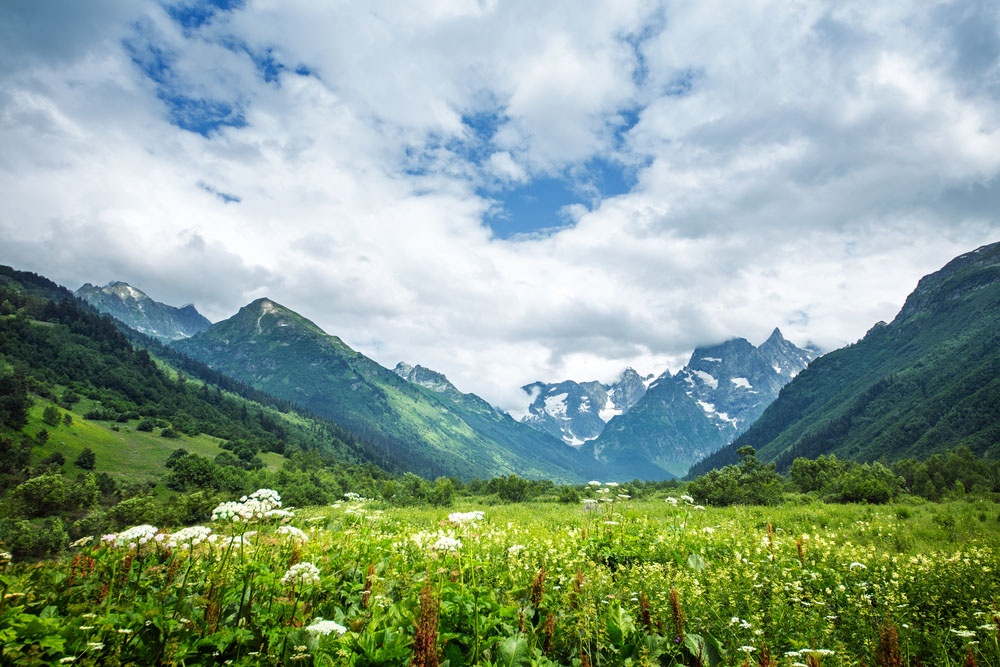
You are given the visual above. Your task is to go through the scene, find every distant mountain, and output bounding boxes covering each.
[520,368,652,446]
[174,298,599,482]
[689,241,1000,477]
[587,329,816,479]
[76,281,211,342]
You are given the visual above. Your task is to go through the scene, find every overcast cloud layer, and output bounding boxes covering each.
[2,0,999,414]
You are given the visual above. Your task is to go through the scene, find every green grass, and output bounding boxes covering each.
[3,493,998,666]
[24,398,284,487]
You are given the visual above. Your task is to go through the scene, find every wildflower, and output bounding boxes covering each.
[447,511,484,524]
[617,494,631,500]
[951,629,978,639]
[665,497,678,506]
[344,492,363,501]
[849,562,867,570]
[606,482,619,487]
[281,562,321,587]
[0,551,11,566]
[701,526,715,534]
[681,494,695,504]
[212,489,286,522]
[167,526,212,549]
[69,536,93,548]
[588,481,602,486]
[114,524,159,548]
[276,526,309,541]
[433,536,462,552]
[693,505,706,510]
[59,658,76,664]
[508,544,526,555]
[86,642,104,650]
[739,646,756,653]
[307,619,347,636]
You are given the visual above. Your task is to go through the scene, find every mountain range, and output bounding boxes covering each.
[689,240,1000,476]
[76,282,211,342]
[69,239,1000,482]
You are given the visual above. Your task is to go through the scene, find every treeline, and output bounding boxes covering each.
[688,445,1000,507]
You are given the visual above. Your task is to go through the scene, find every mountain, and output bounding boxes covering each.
[520,368,652,446]
[689,241,1000,477]
[76,281,211,342]
[174,298,599,482]
[586,330,816,479]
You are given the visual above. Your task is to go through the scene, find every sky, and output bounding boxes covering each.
[1,0,999,415]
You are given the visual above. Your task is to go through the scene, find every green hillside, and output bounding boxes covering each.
[689,242,1000,477]
[174,298,600,482]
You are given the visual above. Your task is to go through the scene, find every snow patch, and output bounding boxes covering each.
[544,392,569,418]
[772,364,783,374]
[599,390,621,422]
[697,400,716,414]
[730,377,752,389]
[701,357,722,363]
[692,370,718,389]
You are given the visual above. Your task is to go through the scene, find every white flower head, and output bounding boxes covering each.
[307,619,347,636]
[281,562,321,587]
[167,526,213,549]
[447,511,484,524]
[277,526,308,541]
[115,525,160,549]
[433,535,462,552]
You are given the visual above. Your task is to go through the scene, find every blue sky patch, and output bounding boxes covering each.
[197,181,241,203]
[164,0,244,33]
[483,158,634,239]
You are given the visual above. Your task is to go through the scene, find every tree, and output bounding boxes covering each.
[0,369,30,429]
[74,447,96,470]
[42,405,62,426]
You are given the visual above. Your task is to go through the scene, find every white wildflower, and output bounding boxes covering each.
[447,511,484,524]
[115,525,159,549]
[433,535,462,552]
[306,619,347,636]
[167,526,212,549]
[588,480,602,486]
[681,494,695,504]
[281,562,321,587]
[276,526,308,541]
[665,497,678,506]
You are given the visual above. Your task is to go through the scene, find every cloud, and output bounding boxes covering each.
[1,0,998,416]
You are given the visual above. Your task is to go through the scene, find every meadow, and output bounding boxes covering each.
[1,488,999,666]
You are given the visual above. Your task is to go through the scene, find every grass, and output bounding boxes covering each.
[2,491,998,666]
[23,398,284,488]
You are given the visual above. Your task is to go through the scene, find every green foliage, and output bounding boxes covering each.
[41,405,61,427]
[688,446,784,506]
[73,447,95,470]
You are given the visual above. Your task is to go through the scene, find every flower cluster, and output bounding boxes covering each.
[277,525,308,541]
[448,510,484,524]
[108,524,161,549]
[167,526,212,549]
[433,535,462,552]
[212,488,289,522]
[281,562,321,587]
[307,619,348,636]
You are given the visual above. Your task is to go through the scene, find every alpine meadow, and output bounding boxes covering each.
[3,2,1000,666]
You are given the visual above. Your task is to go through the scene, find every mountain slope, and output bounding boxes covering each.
[76,281,211,342]
[590,330,816,479]
[174,299,598,482]
[689,241,1000,476]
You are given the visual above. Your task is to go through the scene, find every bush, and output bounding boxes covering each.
[0,516,67,560]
